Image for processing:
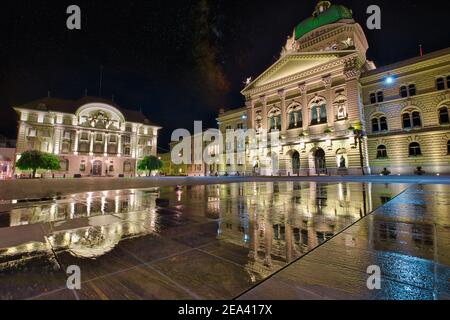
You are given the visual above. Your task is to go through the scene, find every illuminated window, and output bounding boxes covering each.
[439,107,449,124]
[436,77,445,90]
[61,142,70,154]
[80,132,89,140]
[122,135,131,144]
[268,108,282,131]
[287,105,302,129]
[27,128,37,137]
[376,145,388,159]
[310,97,327,125]
[409,142,422,156]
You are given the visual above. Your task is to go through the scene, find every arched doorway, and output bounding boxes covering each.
[314,148,326,175]
[292,151,300,175]
[92,160,102,176]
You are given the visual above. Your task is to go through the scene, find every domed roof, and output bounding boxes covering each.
[295,1,353,40]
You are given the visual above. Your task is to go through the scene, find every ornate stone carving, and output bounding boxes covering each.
[322,76,332,88]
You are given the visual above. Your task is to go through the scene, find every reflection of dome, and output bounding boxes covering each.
[295,1,353,40]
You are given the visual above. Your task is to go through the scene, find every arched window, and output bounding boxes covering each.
[400,86,408,98]
[372,118,380,132]
[376,145,388,159]
[409,142,422,156]
[436,77,445,90]
[268,108,281,131]
[379,117,388,131]
[376,91,384,103]
[310,97,327,125]
[439,106,449,124]
[408,84,417,96]
[402,110,422,129]
[334,93,347,120]
[255,113,262,133]
[287,104,302,129]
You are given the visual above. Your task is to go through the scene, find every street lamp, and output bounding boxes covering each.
[349,125,366,176]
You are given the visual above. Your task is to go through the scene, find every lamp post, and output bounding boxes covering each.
[350,125,366,176]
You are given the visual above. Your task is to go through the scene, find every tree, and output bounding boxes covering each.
[138,156,163,176]
[16,150,61,178]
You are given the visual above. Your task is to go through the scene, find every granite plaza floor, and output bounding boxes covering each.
[0,180,448,300]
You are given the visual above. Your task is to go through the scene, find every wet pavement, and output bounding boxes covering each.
[238,184,450,300]
[0,181,448,300]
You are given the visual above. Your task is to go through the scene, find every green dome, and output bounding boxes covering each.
[295,4,353,40]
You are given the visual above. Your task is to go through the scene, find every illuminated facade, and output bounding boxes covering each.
[362,50,450,174]
[13,97,161,177]
[218,1,450,176]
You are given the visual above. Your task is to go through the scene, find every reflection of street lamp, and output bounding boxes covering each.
[349,125,366,176]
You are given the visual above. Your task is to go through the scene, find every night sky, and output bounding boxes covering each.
[1,0,449,150]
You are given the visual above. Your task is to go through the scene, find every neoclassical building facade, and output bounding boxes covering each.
[14,96,160,177]
[217,1,450,176]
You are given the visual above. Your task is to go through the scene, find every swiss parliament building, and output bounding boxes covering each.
[217,1,450,176]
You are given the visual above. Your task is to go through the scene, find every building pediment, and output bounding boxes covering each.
[242,52,351,94]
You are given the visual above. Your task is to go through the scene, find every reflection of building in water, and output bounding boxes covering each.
[0,189,160,262]
[215,181,374,280]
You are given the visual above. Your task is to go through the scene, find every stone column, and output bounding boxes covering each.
[344,58,363,124]
[260,95,268,130]
[299,83,309,130]
[73,130,79,154]
[53,128,62,155]
[104,133,109,155]
[118,134,122,156]
[279,89,287,133]
[245,99,254,129]
[323,75,334,128]
[89,132,94,155]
